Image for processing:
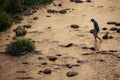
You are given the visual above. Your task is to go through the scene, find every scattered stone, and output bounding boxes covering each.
[75,0,83,3]
[56,54,62,56]
[33,17,38,20]
[38,57,44,60]
[66,71,78,77]
[16,71,26,73]
[59,9,67,14]
[102,33,108,39]
[107,22,116,25]
[64,64,72,68]
[46,15,51,17]
[43,69,52,74]
[72,64,80,67]
[86,0,91,2]
[71,24,79,28]
[109,36,113,39]
[58,4,62,7]
[99,59,105,62]
[47,9,55,13]
[110,27,117,31]
[23,24,32,28]
[47,56,57,61]
[14,27,27,36]
[77,60,84,63]
[89,47,96,51]
[116,28,120,33]
[115,23,120,26]
[109,50,117,52]
[70,0,74,2]
[41,62,47,65]
[22,62,29,65]
[102,27,107,30]
[38,70,43,74]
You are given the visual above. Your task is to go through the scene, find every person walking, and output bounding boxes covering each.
[91,19,102,42]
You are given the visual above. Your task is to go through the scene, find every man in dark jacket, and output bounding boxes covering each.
[91,19,102,42]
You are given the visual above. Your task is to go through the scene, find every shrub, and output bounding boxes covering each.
[0,11,13,31]
[6,38,35,56]
[3,0,22,13]
[24,0,53,5]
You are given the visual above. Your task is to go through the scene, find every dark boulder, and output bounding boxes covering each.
[86,0,91,2]
[33,17,38,20]
[66,71,78,77]
[75,0,83,3]
[23,25,32,28]
[15,27,27,36]
[70,0,74,2]
[116,28,120,33]
[47,56,57,61]
[43,69,52,74]
[115,23,120,26]
[59,9,67,14]
[109,36,113,39]
[102,27,107,30]
[102,34,108,39]
[110,27,117,31]
[107,22,116,25]
[71,24,79,28]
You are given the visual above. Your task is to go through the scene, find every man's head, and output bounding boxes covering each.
[91,18,95,22]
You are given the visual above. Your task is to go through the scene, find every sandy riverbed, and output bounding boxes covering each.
[0,0,120,80]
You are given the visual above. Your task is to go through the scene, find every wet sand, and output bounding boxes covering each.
[0,0,120,80]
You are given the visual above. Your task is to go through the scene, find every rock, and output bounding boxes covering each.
[23,25,32,28]
[116,28,120,33]
[107,22,116,25]
[47,56,57,61]
[75,0,83,3]
[56,54,62,56]
[46,15,51,17]
[102,33,108,39]
[71,24,79,28]
[59,9,67,14]
[109,50,117,52]
[58,4,62,7]
[89,47,96,51]
[115,23,120,26]
[38,57,44,60]
[109,36,113,39]
[86,0,91,2]
[15,27,27,36]
[64,64,72,68]
[77,60,84,63]
[102,27,107,30]
[90,29,95,34]
[110,27,117,31]
[33,17,38,20]
[43,69,52,74]
[47,9,54,13]
[70,0,74,2]
[41,62,47,65]
[66,71,78,77]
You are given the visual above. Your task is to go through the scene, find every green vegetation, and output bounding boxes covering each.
[6,38,35,56]
[0,0,53,32]
[0,11,13,31]
[24,0,53,5]
[3,0,22,13]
